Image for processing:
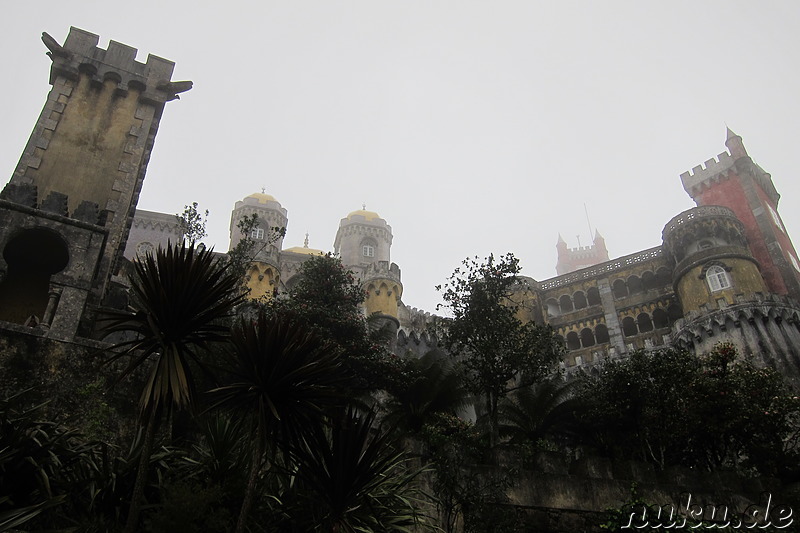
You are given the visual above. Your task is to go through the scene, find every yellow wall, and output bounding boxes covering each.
[33,75,141,214]
[245,262,278,300]
[677,257,766,312]
[365,280,401,318]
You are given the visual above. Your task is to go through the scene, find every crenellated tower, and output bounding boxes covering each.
[555,231,609,275]
[334,208,403,337]
[681,128,800,300]
[229,192,288,299]
[663,205,800,385]
[0,27,189,338]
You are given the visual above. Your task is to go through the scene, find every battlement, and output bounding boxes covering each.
[0,183,102,226]
[44,27,191,103]
[680,151,734,195]
[364,260,402,283]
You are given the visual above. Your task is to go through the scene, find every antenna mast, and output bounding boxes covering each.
[584,203,595,243]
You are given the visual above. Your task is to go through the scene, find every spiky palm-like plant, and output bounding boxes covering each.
[385,349,470,434]
[207,311,349,533]
[498,377,583,447]
[101,242,244,533]
[282,407,428,533]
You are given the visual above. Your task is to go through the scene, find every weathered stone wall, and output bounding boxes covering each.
[0,322,142,444]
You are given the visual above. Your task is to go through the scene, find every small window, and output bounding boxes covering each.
[698,240,713,250]
[706,265,731,292]
[251,228,265,240]
[362,244,375,257]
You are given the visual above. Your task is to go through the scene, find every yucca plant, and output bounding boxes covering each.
[385,349,470,434]
[100,241,244,533]
[207,311,349,533]
[280,407,429,533]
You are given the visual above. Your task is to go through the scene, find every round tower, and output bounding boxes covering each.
[662,205,766,314]
[229,192,288,300]
[662,205,800,386]
[334,209,392,267]
[335,208,402,340]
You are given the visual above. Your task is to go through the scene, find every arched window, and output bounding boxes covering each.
[622,316,638,337]
[361,238,377,258]
[652,308,669,329]
[628,275,643,295]
[559,294,573,313]
[595,324,610,344]
[612,279,628,299]
[546,298,560,318]
[642,271,657,291]
[573,291,587,310]
[580,328,596,348]
[566,331,581,351]
[587,287,601,306]
[637,313,653,333]
[706,265,731,292]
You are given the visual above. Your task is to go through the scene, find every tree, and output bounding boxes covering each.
[176,202,209,245]
[384,349,470,434]
[206,311,348,533]
[582,343,800,476]
[498,376,584,451]
[264,253,399,394]
[100,242,244,532]
[436,253,563,446]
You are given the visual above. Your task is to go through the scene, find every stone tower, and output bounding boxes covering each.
[334,209,403,332]
[228,192,288,299]
[681,128,800,300]
[555,231,610,275]
[664,203,800,385]
[0,28,189,338]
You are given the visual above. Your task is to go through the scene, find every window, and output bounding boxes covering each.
[362,244,375,257]
[706,265,731,292]
[698,240,713,250]
[251,228,265,240]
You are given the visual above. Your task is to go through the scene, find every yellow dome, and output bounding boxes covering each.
[246,192,278,204]
[347,209,381,221]
[284,246,325,256]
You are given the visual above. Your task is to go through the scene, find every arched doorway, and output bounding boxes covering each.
[0,229,69,324]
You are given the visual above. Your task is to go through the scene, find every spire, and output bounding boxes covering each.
[303,232,309,248]
[725,125,748,159]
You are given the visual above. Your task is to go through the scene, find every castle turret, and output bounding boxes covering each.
[663,205,800,385]
[229,192,288,299]
[335,208,402,338]
[681,129,800,300]
[0,28,188,338]
[555,231,610,275]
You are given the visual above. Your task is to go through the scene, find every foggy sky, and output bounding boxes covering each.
[3,1,800,313]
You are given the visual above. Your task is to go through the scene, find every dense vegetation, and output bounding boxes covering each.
[2,240,799,532]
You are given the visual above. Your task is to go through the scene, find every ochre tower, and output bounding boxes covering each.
[681,129,800,300]
[334,209,403,326]
[229,192,288,300]
[0,28,188,338]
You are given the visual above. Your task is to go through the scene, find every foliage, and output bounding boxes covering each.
[227,213,286,285]
[101,241,245,533]
[385,349,470,434]
[101,242,245,418]
[278,407,429,532]
[176,202,209,245]
[420,413,519,533]
[436,253,563,445]
[582,343,800,476]
[263,253,402,395]
[497,376,584,455]
[207,311,349,532]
